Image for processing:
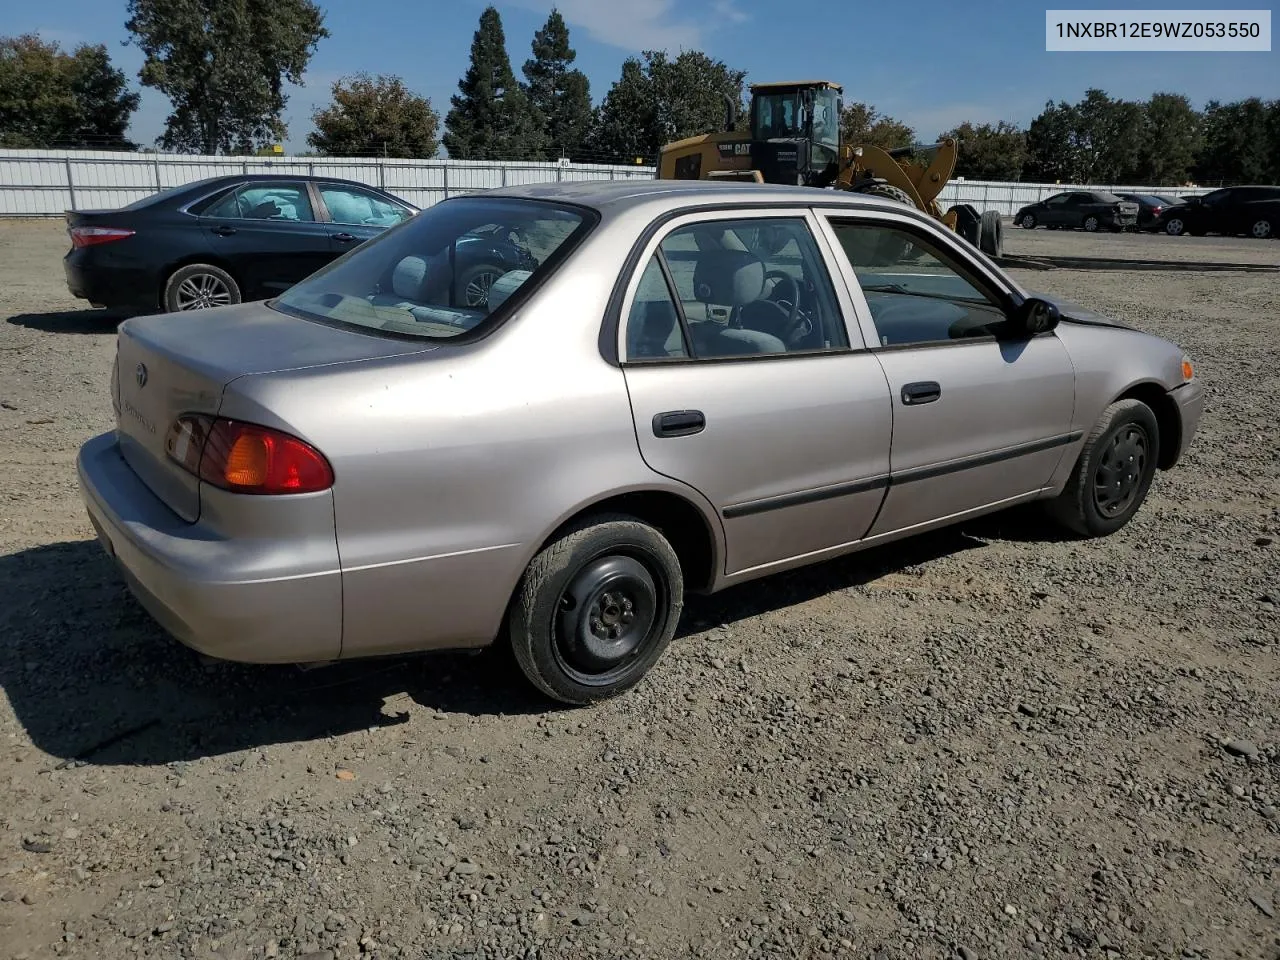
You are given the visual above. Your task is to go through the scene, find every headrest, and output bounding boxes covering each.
[692,249,765,306]
[485,269,532,311]
[391,255,429,299]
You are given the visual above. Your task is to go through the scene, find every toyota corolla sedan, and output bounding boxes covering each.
[77,180,1205,704]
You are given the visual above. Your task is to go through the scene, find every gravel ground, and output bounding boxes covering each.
[1,217,1278,960]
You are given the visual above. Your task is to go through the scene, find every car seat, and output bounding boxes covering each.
[689,249,787,355]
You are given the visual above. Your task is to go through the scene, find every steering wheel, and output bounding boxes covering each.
[759,270,806,340]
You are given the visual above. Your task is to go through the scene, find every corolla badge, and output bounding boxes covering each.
[135,363,148,388]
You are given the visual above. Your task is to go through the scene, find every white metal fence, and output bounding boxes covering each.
[0,148,656,216]
[0,147,1203,218]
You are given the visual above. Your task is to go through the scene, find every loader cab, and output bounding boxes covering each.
[748,81,842,186]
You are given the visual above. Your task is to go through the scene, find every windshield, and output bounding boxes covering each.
[272,196,592,340]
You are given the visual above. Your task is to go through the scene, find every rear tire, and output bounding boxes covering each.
[1045,399,1160,538]
[507,513,684,705]
[855,182,914,207]
[163,264,241,313]
[1164,217,1185,236]
[1020,213,1037,229]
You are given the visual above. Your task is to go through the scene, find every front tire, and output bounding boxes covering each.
[1164,217,1185,236]
[1020,213,1037,229]
[163,263,241,312]
[1251,218,1274,240]
[1046,399,1160,538]
[508,513,684,704]
[1083,215,1100,232]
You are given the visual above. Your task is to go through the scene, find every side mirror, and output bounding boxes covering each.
[1013,296,1060,336]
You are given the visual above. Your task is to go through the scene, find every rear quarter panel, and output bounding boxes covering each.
[218,220,724,658]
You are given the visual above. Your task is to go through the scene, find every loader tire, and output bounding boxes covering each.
[979,210,1004,257]
[855,182,914,207]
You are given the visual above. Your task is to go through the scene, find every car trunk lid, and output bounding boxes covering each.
[113,301,438,522]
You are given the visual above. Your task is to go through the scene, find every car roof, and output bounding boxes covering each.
[479,178,928,219]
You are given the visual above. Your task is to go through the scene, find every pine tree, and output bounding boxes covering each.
[443,6,541,160]
[521,9,592,161]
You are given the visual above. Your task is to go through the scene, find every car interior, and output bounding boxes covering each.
[627,221,845,360]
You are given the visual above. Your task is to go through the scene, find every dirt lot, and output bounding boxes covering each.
[0,218,1277,960]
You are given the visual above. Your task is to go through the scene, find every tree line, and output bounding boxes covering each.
[1,0,1278,186]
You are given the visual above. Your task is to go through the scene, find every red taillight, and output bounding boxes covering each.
[166,416,333,494]
[69,226,135,248]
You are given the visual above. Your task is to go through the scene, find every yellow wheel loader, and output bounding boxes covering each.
[656,81,1004,258]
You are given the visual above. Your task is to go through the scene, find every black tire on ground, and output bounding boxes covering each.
[1045,399,1160,538]
[163,263,241,312]
[507,513,684,705]
[454,263,505,308]
[979,210,1003,257]
[1020,213,1037,229]
[1083,215,1100,232]
[1164,217,1185,236]
[947,204,982,247]
[1251,218,1275,240]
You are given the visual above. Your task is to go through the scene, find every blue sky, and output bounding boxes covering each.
[14,0,1279,154]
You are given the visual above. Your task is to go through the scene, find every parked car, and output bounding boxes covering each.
[1152,194,1188,207]
[61,173,532,313]
[1014,191,1140,232]
[77,180,1204,704]
[1116,193,1172,231]
[1154,185,1280,238]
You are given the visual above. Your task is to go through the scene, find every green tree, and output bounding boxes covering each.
[1196,97,1279,183]
[1069,88,1142,183]
[839,102,914,151]
[1137,92,1201,185]
[0,34,138,149]
[443,6,542,160]
[940,120,1026,181]
[522,9,592,161]
[308,73,440,158]
[125,0,328,154]
[586,50,746,162]
[1024,99,1076,182]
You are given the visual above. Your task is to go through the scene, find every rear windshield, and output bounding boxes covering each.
[272,196,594,340]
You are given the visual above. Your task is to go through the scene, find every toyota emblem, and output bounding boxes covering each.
[135,363,148,388]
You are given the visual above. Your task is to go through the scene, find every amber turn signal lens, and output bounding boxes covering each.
[1181,357,1194,381]
[223,432,271,487]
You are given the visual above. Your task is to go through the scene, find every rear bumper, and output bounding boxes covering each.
[76,431,343,663]
[1169,378,1205,466]
[64,252,158,310]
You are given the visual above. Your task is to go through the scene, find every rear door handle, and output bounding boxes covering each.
[330,232,358,243]
[653,410,705,437]
[211,225,237,237]
[901,381,941,405]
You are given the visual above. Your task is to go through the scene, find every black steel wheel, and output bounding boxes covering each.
[508,513,684,704]
[1045,399,1160,537]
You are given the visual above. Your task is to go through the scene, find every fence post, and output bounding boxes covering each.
[64,157,76,212]
[153,156,162,191]
[500,164,507,187]
[442,162,449,202]
[308,161,315,178]
[378,160,386,191]
[242,160,248,175]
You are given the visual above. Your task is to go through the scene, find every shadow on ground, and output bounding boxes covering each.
[6,309,134,334]
[0,511,1061,767]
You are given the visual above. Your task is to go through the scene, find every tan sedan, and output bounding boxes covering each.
[78,180,1205,703]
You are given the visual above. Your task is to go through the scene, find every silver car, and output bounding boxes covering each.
[77,180,1205,704]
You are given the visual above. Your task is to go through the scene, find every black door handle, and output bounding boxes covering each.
[653,410,705,437]
[211,225,236,237]
[330,232,358,243]
[901,381,941,405]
